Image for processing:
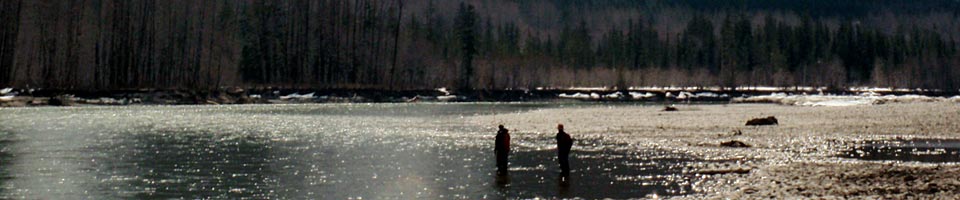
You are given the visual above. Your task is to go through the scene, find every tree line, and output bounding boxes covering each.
[0,0,958,91]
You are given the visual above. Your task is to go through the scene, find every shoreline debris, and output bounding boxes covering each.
[746,116,778,126]
[721,140,752,148]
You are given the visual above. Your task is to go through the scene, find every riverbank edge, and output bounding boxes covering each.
[1,87,957,107]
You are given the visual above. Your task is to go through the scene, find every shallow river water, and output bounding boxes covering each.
[0,103,704,199]
[843,139,960,163]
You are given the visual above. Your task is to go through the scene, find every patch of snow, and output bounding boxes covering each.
[280,93,315,100]
[0,88,15,101]
[676,91,695,99]
[603,92,622,99]
[699,86,723,91]
[629,86,657,91]
[894,88,913,92]
[629,86,685,91]
[567,87,609,91]
[796,86,818,91]
[733,94,948,107]
[558,93,590,99]
[545,86,952,95]
[736,86,782,92]
[800,99,875,107]
[695,92,724,98]
[437,95,458,101]
[859,91,881,97]
[437,88,450,95]
[249,94,262,99]
[672,91,729,99]
[630,86,845,92]
[731,86,830,92]
[629,92,656,99]
[850,87,894,93]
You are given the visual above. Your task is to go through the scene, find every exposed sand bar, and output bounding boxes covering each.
[471,102,960,198]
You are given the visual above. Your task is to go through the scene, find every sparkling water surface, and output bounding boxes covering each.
[0,103,702,199]
[843,139,960,163]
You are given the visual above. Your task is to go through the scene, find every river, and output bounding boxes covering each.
[0,103,704,199]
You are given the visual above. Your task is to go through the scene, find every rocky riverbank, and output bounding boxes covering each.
[3,87,957,107]
[0,88,445,107]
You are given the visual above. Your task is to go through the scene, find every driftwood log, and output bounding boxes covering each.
[746,116,778,126]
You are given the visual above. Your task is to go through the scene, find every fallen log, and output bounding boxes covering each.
[746,116,778,126]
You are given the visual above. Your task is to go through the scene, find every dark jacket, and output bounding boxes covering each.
[495,129,510,153]
[556,131,573,154]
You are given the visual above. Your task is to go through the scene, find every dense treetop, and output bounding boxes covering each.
[0,0,958,91]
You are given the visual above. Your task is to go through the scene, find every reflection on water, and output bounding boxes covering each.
[95,132,279,199]
[492,142,695,199]
[843,139,960,163]
[0,103,704,199]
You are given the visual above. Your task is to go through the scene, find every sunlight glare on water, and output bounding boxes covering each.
[0,103,704,199]
[843,139,960,163]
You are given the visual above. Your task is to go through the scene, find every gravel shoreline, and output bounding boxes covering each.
[470,102,960,199]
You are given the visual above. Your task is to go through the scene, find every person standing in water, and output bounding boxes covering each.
[495,125,511,175]
[556,124,574,174]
